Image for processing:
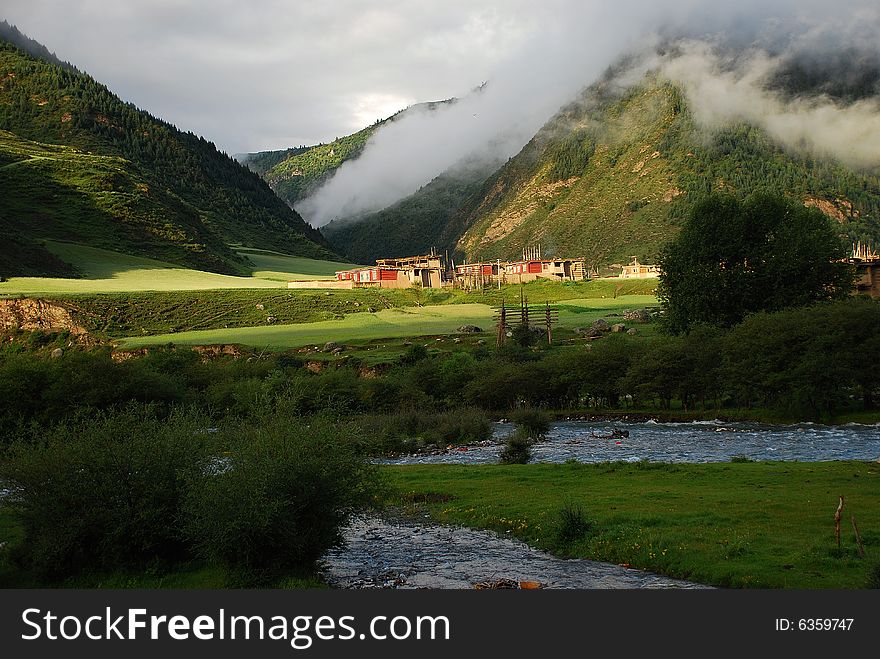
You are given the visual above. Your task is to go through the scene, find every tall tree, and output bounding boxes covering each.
[658,193,854,333]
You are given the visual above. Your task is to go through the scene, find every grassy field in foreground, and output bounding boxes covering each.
[116,295,655,349]
[0,242,351,293]
[387,461,880,588]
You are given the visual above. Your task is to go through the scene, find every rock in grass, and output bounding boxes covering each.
[623,308,651,323]
[323,341,341,352]
[592,319,610,332]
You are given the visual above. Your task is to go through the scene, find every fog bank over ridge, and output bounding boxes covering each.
[298,1,880,227]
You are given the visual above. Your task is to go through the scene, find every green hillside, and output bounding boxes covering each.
[0,241,353,294]
[455,78,880,266]
[0,37,335,278]
[244,100,455,212]
[245,125,379,206]
[321,159,498,263]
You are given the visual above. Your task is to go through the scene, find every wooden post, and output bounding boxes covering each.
[835,495,844,550]
[852,515,867,558]
[496,301,507,348]
[546,301,552,345]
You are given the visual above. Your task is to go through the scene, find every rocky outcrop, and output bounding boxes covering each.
[0,298,86,335]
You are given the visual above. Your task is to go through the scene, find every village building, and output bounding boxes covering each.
[453,258,587,287]
[454,246,587,288]
[851,242,880,299]
[619,256,660,279]
[288,252,444,290]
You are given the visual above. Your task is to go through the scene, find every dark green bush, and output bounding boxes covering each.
[354,408,491,453]
[182,415,378,574]
[0,406,209,579]
[510,323,537,347]
[399,343,428,365]
[553,503,595,546]
[500,428,533,464]
[866,562,880,589]
[511,407,551,438]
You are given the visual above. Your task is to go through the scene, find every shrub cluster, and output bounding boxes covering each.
[0,407,377,581]
[500,428,534,465]
[355,408,491,454]
[1,298,878,438]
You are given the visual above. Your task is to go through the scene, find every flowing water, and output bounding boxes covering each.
[324,420,879,589]
[322,515,708,589]
[379,419,880,465]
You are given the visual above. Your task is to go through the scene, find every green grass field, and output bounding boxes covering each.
[116,295,655,349]
[388,461,880,589]
[119,303,496,349]
[0,242,354,293]
[234,247,356,281]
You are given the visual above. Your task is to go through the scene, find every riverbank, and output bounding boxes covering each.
[544,409,880,426]
[4,460,878,588]
[385,460,880,588]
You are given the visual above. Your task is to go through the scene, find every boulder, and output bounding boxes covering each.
[323,341,341,353]
[457,325,483,333]
[592,319,610,332]
[611,323,627,333]
[51,348,63,358]
[626,328,639,336]
[623,309,652,323]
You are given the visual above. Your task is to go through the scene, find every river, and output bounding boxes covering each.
[379,419,880,465]
[323,420,878,588]
[322,515,708,589]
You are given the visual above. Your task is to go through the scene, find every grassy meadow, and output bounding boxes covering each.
[119,303,497,349]
[388,461,880,589]
[0,242,355,293]
[116,295,656,349]
[234,246,355,281]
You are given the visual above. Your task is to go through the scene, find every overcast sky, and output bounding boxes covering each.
[4,0,874,224]
[2,0,861,157]
[1,0,559,154]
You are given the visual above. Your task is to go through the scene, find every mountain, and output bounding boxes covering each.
[286,71,880,268]
[453,77,880,266]
[241,100,455,211]
[0,20,75,72]
[0,32,335,278]
[242,123,379,209]
[320,156,500,263]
